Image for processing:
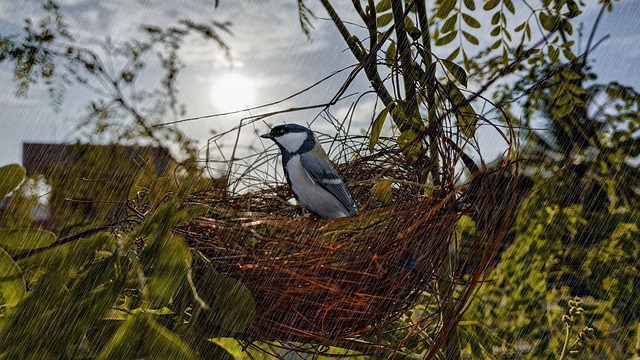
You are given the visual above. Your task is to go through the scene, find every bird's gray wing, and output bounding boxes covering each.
[300,152,357,215]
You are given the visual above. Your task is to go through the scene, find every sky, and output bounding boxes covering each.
[0,0,639,169]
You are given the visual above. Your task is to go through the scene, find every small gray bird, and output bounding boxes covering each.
[260,124,357,220]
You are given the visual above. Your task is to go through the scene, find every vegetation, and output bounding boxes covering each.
[0,0,638,359]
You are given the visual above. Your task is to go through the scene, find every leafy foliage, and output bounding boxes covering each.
[459,1,638,357]
[0,164,256,359]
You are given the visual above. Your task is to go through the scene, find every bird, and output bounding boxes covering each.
[260,124,357,220]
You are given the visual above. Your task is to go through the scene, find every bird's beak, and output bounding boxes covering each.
[260,133,272,139]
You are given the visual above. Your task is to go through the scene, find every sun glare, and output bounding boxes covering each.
[211,73,256,113]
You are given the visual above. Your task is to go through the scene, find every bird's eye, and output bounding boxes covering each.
[273,128,286,136]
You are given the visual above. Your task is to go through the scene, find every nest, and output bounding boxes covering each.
[163,140,522,354]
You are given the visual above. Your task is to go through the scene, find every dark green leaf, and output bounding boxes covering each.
[141,234,191,308]
[447,47,461,61]
[548,46,560,62]
[404,16,415,30]
[436,0,456,19]
[371,180,393,205]
[463,31,479,45]
[462,14,481,28]
[490,26,500,37]
[375,0,391,13]
[385,41,396,65]
[445,82,477,138]
[463,0,475,10]
[193,267,256,333]
[442,59,468,87]
[149,176,174,209]
[97,313,199,360]
[0,229,57,255]
[397,130,421,162]
[419,61,437,86]
[484,0,500,11]
[561,68,582,80]
[491,11,500,25]
[0,247,25,307]
[0,164,26,201]
[540,12,558,31]
[563,48,578,61]
[563,20,573,35]
[435,31,457,46]
[376,13,393,27]
[17,232,111,275]
[370,104,392,152]
[503,0,515,13]
[442,15,458,33]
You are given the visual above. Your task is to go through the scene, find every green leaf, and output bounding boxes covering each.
[149,177,174,209]
[484,0,500,10]
[370,104,392,152]
[461,14,481,28]
[397,130,421,162]
[561,68,582,80]
[17,232,111,275]
[549,46,559,62]
[490,39,502,50]
[0,247,25,307]
[463,0,475,10]
[563,20,573,35]
[141,234,191,308]
[552,103,574,118]
[463,31,479,45]
[192,267,256,333]
[555,93,572,106]
[540,12,558,31]
[0,164,26,201]
[0,229,57,255]
[445,82,477,138]
[376,13,393,28]
[435,31,457,46]
[98,313,199,360]
[436,0,456,19]
[442,15,458,33]
[442,59,468,87]
[385,41,396,65]
[503,0,515,13]
[371,180,393,205]
[447,47,461,61]
[490,26,501,36]
[564,82,588,95]
[491,11,500,25]
[4,246,126,359]
[171,204,211,226]
[375,0,391,13]
[563,48,578,61]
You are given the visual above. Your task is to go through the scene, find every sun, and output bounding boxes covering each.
[211,73,256,112]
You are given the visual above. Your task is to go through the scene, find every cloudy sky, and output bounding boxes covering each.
[0,0,638,168]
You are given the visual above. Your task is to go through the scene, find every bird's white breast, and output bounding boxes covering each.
[286,155,350,219]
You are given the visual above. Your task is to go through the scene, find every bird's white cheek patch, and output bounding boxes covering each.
[277,132,308,153]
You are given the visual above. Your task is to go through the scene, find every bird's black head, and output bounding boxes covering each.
[260,124,315,154]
